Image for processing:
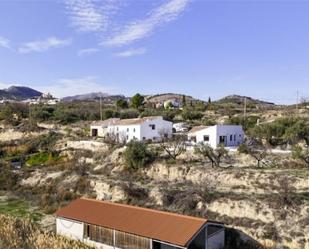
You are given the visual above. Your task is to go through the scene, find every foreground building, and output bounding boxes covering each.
[56,198,225,249]
[188,125,244,148]
[91,116,173,143]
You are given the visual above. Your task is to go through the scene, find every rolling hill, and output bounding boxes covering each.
[0,86,42,100]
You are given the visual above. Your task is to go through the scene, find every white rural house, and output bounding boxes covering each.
[188,125,244,148]
[90,116,172,143]
[106,116,172,143]
[90,118,120,137]
[56,198,225,249]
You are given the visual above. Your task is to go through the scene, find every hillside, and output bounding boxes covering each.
[0,86,42,100]
[145,93,205,107]
[215,95,276,108]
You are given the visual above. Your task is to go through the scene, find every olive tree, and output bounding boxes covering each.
[194,143,228,167]
[159,132,187,160]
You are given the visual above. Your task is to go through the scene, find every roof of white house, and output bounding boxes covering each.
[111,116,165,126]
[188,125,209,134]
[91,118,120,126]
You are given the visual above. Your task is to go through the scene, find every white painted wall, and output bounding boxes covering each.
[140,117,172,142]
[188,125,244,148]
[56,218,84,241]
[207,229,225,249]
[57,218,120,249]
[107,117,173,143]
[107,124,141,142]
[84,239,120,249]
[90,125,108,137]
[216,125,244,147]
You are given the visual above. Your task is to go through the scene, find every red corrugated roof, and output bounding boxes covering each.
[55,198,207,247]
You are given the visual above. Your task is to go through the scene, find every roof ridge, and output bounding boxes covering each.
[80,197,206,222]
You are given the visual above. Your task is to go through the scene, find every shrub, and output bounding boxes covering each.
[0,214,95,249]
[123,141,153,171]
[237,143,249,154]
[116,99,128,109]
[182,109,204,120]
[248,117,309,146]
[130,93,144,109]
[292,145,309,165]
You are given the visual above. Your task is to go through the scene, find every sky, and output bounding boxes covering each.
[0,0,309,104]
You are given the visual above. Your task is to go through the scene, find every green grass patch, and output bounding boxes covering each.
[26,152,60,167]
[0,197,43,222]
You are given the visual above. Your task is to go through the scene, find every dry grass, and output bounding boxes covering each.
[0,214,94,249]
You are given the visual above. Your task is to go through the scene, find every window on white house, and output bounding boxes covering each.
[234,134,236,141]
[126,135,129,140]
[127,128,129,132]
[203,135,209,142]
[133,128,136,132]
[230,135,233,141]
[149,124,155,130]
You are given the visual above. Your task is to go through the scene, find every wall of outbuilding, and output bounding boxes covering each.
[207,229,225,249]
[56,218,84,241]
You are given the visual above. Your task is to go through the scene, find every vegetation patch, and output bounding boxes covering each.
[0,197,42,222]
[26,152,60,167]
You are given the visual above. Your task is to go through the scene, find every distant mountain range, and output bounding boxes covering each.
[0,86,42,100]
[0,85,278,107]
[61,92,126,103]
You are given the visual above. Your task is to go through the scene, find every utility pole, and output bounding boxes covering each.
[296,90,299,112]
[100,96,103,121]
[243,97,247,129]
[28,103,32,132]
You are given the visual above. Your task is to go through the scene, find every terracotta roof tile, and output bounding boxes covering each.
[55,198,207,247]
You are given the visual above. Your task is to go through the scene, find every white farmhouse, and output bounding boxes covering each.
[107,116,172,143]
[90,118,120,137]
[188,125,244,148]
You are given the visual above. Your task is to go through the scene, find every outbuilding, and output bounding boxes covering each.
[56,198,225,249]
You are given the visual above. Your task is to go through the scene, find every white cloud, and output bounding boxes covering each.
[0,36,10,49]
[40,76,119,98]
[0,82,11,89]
[114,47,146,57]
[77,48,99,56]
[103,0,190,46]
[65,0,123,33]
[18,37,72,54]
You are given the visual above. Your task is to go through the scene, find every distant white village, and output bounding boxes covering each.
[0,92,60,105]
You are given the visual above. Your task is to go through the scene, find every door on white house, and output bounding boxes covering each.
[91,129,98,137]
[219,136,227,146]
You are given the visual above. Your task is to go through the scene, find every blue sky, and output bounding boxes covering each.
[0,0,308,104]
